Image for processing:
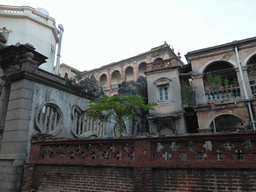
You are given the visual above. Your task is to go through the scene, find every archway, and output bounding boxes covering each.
[203,61,237,87]
[247,54,256,85]
[138,62,147,77]
[154,57,163,62]
[125,66,134,81]
[111,70,121,88]
[99,74,107,89]
[209,115,244,132]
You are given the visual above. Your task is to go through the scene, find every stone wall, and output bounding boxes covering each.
[0,44,95,191]
[22,132,256,191]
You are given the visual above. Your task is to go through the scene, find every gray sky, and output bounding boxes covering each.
[2,0,256,71]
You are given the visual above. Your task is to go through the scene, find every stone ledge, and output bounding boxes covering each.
[0,153,26,160]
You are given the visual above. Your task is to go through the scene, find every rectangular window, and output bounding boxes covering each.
[158,85,169,102]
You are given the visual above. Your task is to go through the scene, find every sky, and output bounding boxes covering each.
[2,0,256,72]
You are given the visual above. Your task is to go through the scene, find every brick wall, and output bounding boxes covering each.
[23,165,134,192]
[22,132,256,191]
[154,169,256,192]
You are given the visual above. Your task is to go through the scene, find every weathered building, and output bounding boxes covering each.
[0,44,91,191]
[0,5,59,73]
[0,30,256,191]
[145,58,187,135]
[186,36,256,133]
[57,63,80,79]
[78,43,182,96]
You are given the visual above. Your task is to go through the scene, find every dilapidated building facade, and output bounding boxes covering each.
[186,37,256,133]
[78,43,182,96]
[1,33,256,191]
[144,36,256,136]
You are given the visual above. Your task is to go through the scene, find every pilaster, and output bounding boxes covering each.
[0,43,47,191]
[192,74,207,105]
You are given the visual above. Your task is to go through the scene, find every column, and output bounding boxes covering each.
[192,74,207,105]
[134,65,139,81]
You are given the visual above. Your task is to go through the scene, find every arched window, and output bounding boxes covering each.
[111,70,121,89]
[210,115,244,132]
[125,66,134,81]
[203,61,237,88]
[154,57,163,62]
[138,62,147,77]
[247,54,256,85]
[154,77,172,102]
[100,74,107,90]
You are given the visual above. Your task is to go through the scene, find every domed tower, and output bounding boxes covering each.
[0,5,59,73]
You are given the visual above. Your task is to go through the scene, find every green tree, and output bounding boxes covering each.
[87,94,157,136]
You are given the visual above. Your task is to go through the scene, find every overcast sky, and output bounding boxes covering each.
[2,0,256,71]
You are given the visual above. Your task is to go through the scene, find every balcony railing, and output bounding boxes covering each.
[0,5,56,27]
[111,84,119,89]
[205,86,240,102]
[146,58,179,72]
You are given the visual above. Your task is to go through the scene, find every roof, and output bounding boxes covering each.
[78,43,177,75]
[185,36,256,62]
[59,63,81,72]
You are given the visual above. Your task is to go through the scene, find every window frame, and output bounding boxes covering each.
[157,84,170,102]
[154,77,172,103]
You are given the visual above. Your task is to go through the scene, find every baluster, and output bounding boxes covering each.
[216,90,220,99]
[235,88,239,97]
[53,110,58,131]
[221,90,225,99]
[212,92,215,100]
[82,114,86,134]
[74,111,78,134]
[43,106,50,133]
[206,92,211,101]
[231,88,234,98]
[86,116,90,132]
[38,109,43,126]
[90,117,93,132]
[48,107,53,132]
[252,86,256,94]
[225,89,229,99]
[79,115,82,134]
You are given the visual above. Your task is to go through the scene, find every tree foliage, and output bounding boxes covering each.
[87,94,157,135]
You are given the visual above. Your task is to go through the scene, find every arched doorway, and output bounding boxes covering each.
[138,62,147,77]
[210,115,244,132]
[203,61,236,86]
[125,66,134,81]
[203,61,239,101]
[99,74,107,90]
[247,54,256,84]
[111,70,121,89]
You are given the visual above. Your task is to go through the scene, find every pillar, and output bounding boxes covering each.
[193,74,207,105]
[0,44,47,191]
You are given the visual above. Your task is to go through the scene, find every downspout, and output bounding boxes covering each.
[234,46,256,131]
[55,24,64,75]
[210,102,217,132]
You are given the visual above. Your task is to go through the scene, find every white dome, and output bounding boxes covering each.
[35,8,49,16]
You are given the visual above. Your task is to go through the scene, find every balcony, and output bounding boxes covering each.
[203,68,240,103]
[205,86,240,103]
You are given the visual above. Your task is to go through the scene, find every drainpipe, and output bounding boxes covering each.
[55,24,64,75]
[211,102,217,132]
[234,46,256,131]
